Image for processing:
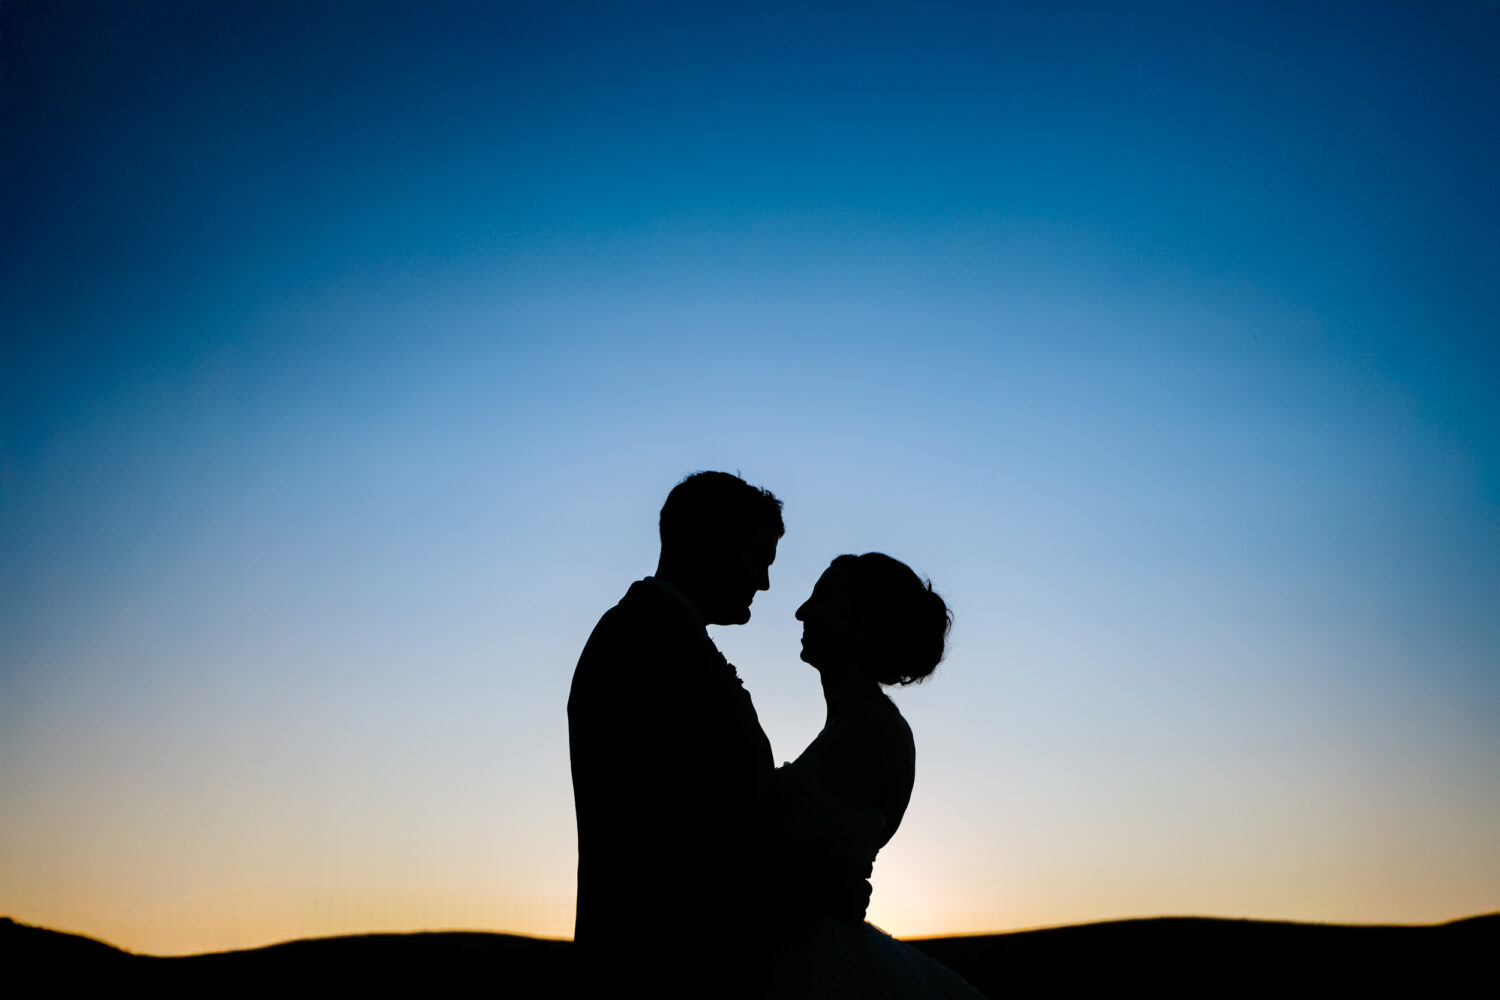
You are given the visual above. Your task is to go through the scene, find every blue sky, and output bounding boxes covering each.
[2,0,1497,952]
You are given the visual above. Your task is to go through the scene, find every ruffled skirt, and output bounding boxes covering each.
[760,916,988,999]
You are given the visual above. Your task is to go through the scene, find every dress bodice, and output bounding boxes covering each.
[764,695,988,998]
[777,693,916,870]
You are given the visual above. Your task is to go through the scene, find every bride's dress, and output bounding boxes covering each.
[762,696,987,999]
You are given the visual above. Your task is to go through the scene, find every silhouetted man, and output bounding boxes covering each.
[568,471,785,998]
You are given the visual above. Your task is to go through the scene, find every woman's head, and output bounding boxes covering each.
[795,553,951,686]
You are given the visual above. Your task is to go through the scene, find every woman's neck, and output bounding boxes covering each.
[818,664,883,724]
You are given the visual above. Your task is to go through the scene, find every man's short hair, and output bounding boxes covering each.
[659,471,784,548]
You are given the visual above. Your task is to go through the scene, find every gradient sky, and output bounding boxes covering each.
[3,0,1497,956]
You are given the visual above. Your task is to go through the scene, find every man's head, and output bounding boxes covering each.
[657,471,784,625]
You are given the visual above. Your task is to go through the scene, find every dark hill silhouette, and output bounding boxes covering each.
[911,913,1496,999]
[3,912,1493,997]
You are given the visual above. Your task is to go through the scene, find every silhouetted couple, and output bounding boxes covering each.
[568,472,984,998]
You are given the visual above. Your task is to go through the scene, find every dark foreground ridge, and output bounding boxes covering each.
[912,913,1497,999]
[3,912,1494,997]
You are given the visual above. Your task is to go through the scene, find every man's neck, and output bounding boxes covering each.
[652,562,705,613]
[646,573,707,632]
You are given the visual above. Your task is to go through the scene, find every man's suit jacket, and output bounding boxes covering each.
[568,579,776,993]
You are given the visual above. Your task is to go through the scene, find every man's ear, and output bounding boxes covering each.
[683,515,735,565]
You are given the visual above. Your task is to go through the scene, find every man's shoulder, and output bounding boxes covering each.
[584,579,691,646]
[573,580,710,684]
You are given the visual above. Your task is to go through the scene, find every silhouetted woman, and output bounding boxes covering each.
[765,553,986,998]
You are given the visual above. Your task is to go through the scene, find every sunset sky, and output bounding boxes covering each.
[3,0,1497,956]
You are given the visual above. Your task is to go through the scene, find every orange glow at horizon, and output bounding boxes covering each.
[9,828,1498,958]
